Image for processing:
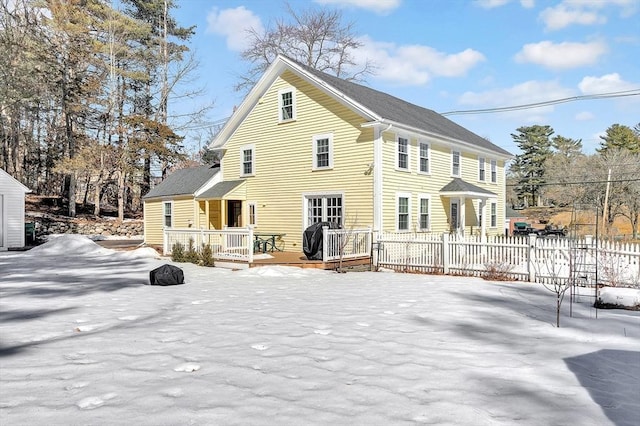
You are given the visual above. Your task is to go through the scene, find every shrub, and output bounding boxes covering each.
[184,238,200,264]
[483,260,514,281]
[200,243,215,267]
[171,242,185,262]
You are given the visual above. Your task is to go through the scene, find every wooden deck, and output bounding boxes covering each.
[251,251,371,271]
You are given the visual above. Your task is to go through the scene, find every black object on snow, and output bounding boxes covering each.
[303,221,341,260]
[149,264,185,286]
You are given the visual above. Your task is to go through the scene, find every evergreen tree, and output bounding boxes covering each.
[509,125,554,207]
[597,123,640,154]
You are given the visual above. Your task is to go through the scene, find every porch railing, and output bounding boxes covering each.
[322,227,373,262]
[163,227,254,262]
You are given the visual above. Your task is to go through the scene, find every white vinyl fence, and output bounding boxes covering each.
[322,227,372,262]
[375,233,640,287]
[163,227,254,262]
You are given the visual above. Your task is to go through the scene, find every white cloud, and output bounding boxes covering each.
[206,7,264,52]
[514,40,607,70]
[353,36,485,86]
[314,0,401,14]
[459,80,575,107]
[575,111,595,121]
[474,0,535,9]
[540,4,606,30]
[578,73,638,94]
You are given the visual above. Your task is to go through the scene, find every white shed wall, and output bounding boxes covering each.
[0,169,30,250]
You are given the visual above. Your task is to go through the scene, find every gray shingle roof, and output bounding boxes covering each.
[143,165,220,199]
[296,61,511,157]
[196,180,245,199]
[440,178,497,196]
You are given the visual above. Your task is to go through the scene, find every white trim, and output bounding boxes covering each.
[451,149,461,177]
[163,200,174,228]
[248,201,257,226]
[278,87,297,123]
[490,201,498,228]
[301,192,345,231]
[240,144,255,177]
[478,156,486,182]
[417,193,431,231]
[417,141,430,175]
[373,127,383,232]
[396,134,410,172]
[395,192,412,232]
[312,133,334,170]
[490,159,497,184]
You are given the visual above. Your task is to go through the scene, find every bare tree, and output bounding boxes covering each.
[534,239,572,327]
[236,2,375,92]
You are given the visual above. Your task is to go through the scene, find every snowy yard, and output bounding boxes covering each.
[1,235,639,425]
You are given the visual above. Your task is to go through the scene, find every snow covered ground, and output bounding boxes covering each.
[1,235,638,425]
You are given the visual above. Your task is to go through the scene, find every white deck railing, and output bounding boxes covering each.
[163,227,254,262]
[322,227,373,262]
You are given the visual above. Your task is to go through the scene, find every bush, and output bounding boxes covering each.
[184,238,200,264]
[483,260,514,281]
[171,242,185,262]
[200,243,215,267]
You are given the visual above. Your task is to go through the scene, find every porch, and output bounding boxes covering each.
[251,251,371,270]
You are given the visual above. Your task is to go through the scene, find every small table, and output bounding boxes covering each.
[254,232,286,253]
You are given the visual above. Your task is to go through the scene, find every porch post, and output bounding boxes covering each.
[480,199,487,237]
[460,196,466,236]
[442,233,450,274]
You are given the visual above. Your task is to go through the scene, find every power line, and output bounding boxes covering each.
[506,177,640,187]
[441,89,640,116]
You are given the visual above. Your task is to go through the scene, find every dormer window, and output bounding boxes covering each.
[278,88,296,122]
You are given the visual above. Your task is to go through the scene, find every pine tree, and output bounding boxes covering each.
[509,125,554,207]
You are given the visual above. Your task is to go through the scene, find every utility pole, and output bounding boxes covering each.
[602,168,611,234]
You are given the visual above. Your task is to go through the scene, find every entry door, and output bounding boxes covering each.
[450,200,460,233]
[227,200,242,228]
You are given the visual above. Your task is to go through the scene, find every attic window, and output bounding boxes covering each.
[279,88,296,122]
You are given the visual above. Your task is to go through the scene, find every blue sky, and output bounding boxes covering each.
[172,0,640,155]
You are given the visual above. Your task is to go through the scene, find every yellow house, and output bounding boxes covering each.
[148,55,512,252]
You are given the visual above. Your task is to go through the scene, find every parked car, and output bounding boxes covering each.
[513,222,538,236]
[538,224,567,237]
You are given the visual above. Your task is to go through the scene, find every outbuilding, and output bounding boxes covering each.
[0,168,31,250]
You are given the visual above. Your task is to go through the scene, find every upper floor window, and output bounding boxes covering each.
[313,133,333,170]
[241,145,255,176]
[418,142,430,174]
[491,159,497,183]
[163,201,173,228]
[452,150,461,177]
[478,157,486,182]
[397,136,409,170]
[278,88,296,122]
[396,193,411,231]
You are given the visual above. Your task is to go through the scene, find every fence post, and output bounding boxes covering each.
[442,233,450,274]
[528,234,537,282]
[248,227,254,263]
[163,226,168,256]
[322,226,329,262]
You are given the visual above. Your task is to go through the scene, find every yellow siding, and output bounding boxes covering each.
[222,70,374,249]
[379,132,507,236]
[143,200,164,245]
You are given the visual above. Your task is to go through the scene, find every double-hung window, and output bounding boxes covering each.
[490,202,497,228]
[490,159,497,183]
[418,195,430,231]
[313,133,333,170]
[396,193,411,231]
[418,142,430,174]
[452,150,461,177]
[241,145,255,176]
[306,194,343,227]
[397,137,409,170]
[248,202,257,226]
[478,157,486,181]
[163,201,173,228]
[278,88,296,122]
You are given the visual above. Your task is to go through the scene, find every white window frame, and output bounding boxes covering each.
[303,192,344,229]
[478,157,486,182]
[396,136,410,171]
[163,201,173,228]
[248,202,257,227]
[418,141,430,174]
[490,159,497,183]
[278,87,296,122]
[490,202,497,228]
[418,194,431,231]
[240,144,255,177]
[312,133,333,170]
[396,192,411,232]
[451,150,461,177]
